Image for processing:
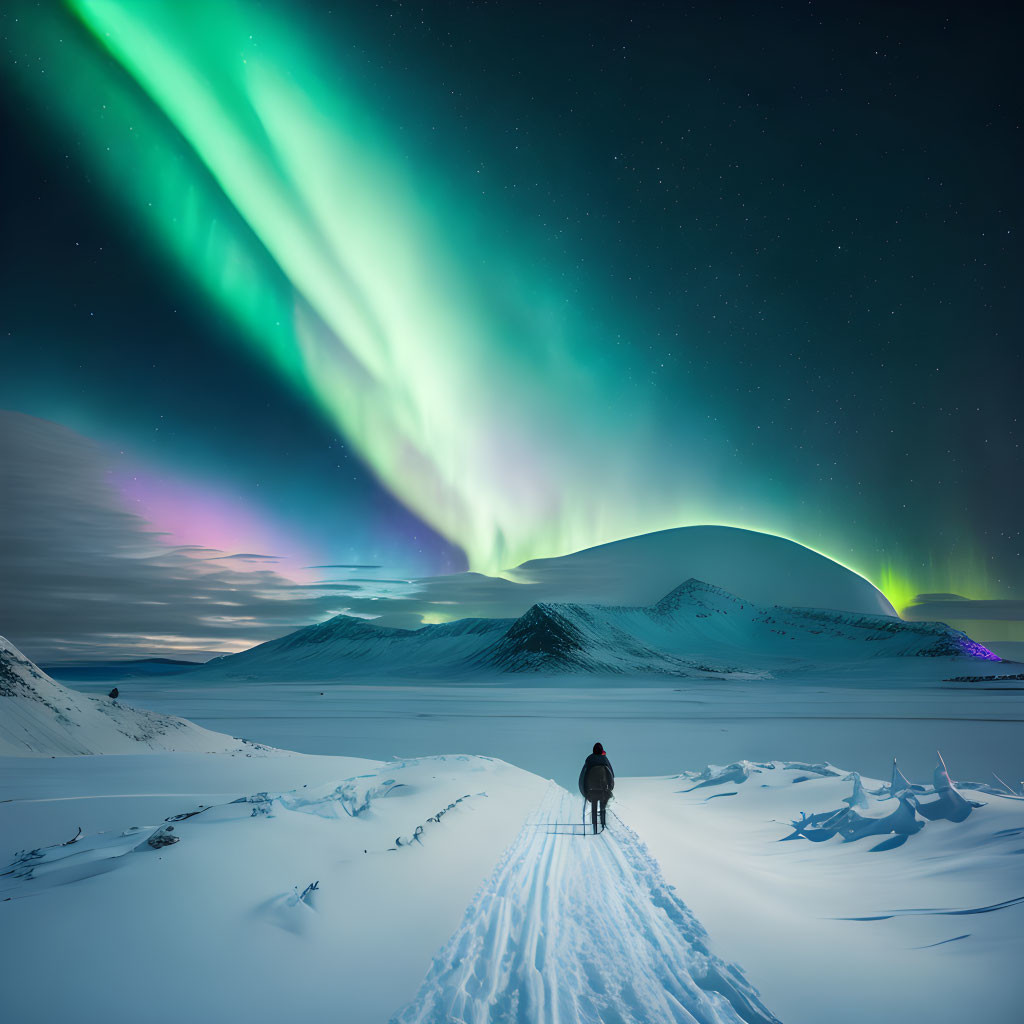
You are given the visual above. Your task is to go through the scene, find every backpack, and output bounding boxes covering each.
[584,763,613,798]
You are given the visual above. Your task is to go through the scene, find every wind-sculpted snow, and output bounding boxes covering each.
[0,757,506,903]
[618,757,1024,1024]
[278,775,408,818]
[680,760,842,791]
[0,821,178,895]
[783,755,983,849]
[672,755,989,851]
[194,578,998,682]
[393,784,781,1024]
[0,636,247,755]
[0,752,552,1023]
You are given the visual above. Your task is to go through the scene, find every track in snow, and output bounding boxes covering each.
[393,783,780,1024]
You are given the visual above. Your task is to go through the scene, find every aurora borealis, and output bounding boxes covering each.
[2,1,1022,656]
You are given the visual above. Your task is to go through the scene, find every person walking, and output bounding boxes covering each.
[578,742,614,833]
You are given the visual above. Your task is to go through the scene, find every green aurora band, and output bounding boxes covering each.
[11,0,1000,612]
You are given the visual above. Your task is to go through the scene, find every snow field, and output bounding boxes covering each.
[2,746,1021,1023]
[0,754,547,1024]
[617,761,1024,1024]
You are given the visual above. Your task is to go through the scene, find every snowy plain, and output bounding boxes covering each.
[2,740,1022,1023]
[66,669,1024,790]
[4,522,1024,1024]
[2,658,1022,1022]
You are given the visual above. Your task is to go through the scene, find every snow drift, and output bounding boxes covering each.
[0,635,247,755]
[622,757,1024,1024]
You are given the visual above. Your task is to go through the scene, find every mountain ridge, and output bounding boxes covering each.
[194,580,998,682]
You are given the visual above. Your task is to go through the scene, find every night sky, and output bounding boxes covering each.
[2,1,1022,658]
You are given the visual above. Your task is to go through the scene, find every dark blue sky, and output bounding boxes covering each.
[1,1,1022,657]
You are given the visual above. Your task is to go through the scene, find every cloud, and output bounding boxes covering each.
[905,595,1024,623]
[9,411,966,661]
[0,412,364,661]
[206,552,284,562]
[306,563,383,570]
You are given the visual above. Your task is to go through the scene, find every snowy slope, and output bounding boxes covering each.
[506,525,897,615]
[197,579,996,681]
[199,614,513,680]
[619,758,1024,1024]
[0,635,246,755]
[476,580,996,674]
[0,754,550,1024]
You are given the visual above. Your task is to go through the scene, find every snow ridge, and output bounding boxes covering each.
[393,784,780,1024]
[195,580,998,682]
[0,636,245,756]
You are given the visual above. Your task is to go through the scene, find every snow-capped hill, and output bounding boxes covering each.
[278,614,402,649]
[652,578,750,616]
[353,525,899,632]
[421,617,513,638]
[0,636,246,756]
[475,600,704,676]
[483,603,588,668]
[196,580,998,681]
[473,582,1000,676]
[196,613,514,681]
[505,526,897,617]
[778,607,1000,659]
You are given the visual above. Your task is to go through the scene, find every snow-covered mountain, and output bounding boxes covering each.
[326,525,900,631]
[502,526,897,615]
[196,579,997,682]
[0,636,248,755]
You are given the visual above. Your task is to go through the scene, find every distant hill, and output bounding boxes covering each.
[0,636,247,756]
[341,525,900,632]
[195,579,998,682]
[43,657,206,682]
[502,526,897,615]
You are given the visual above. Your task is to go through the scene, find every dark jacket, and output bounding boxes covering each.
[578,753,615,800]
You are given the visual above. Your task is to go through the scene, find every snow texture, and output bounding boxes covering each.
[0,635,248,755]
[2,745,1021,1023]
[623,758,1024,1024]
[394,783,780,1024]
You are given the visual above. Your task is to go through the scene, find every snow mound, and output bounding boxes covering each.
[680,760,843,790]
[0,635,247,756]
[0,821,179,895]
[198,580,996,682]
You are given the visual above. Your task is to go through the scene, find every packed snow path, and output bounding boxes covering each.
[394,783,780,1024]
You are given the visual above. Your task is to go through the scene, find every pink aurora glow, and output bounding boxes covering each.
[111,466,318,582]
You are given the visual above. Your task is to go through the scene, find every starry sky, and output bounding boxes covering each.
[1,1,1022,659]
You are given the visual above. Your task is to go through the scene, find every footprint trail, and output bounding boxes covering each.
[393,783,781,1024]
